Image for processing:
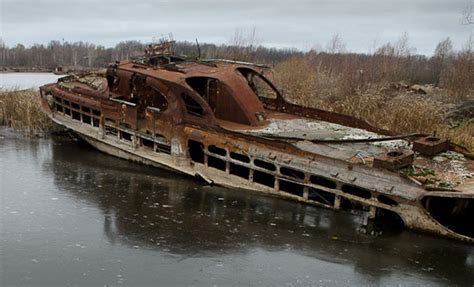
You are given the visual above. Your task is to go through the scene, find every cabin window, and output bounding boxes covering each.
[120,131,132,142]
[230,163,250,180]
[208,155,226,171]
[310,175,337,189]
[280,167,305,180]
[378,195,399,207]
[188,140,205,163]
[105,126,118,137]
[71,102,80,110]
[92,109,101,116]
[181,93,204,117]
[92,118,100,127]
[230,152,250,163]
[186,77,219,111]
[107,75,119,90]
[236,68,278,100]
[156,143,171,154]
[254,159,276,171]
[141,137,154,149]
[208,145,226,157]
[308,187,335,205]
[82,106,91,114]
[72,110,81,121]
[341,184,372,199]
[253,171,275,188]
[55,103,63,113]
[82,114,92,125]
[279,180,304,197]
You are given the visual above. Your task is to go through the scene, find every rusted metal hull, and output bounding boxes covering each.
[43,108,474,243]
[38,50,473,243]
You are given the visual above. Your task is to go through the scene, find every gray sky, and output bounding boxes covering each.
[1,0,473,55]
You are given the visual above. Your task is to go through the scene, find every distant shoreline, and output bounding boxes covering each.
[1,67,57,74]
[0,66,94,75]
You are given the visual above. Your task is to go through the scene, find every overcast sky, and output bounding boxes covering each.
[1,0,473,55]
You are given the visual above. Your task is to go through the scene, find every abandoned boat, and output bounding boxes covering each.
[39,43,474,243]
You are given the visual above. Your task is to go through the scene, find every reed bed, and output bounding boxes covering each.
[0,89,55,135]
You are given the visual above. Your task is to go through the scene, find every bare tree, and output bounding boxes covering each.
[326,34,346,54]
[462,3,473,25]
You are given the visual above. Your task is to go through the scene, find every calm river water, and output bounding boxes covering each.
[1,74,473,286]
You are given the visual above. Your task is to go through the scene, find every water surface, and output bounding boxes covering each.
[0,72,62,90]
[1,128,473,286]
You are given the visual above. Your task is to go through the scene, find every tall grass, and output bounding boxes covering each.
[0,89,55,135]
[272,56,474,151]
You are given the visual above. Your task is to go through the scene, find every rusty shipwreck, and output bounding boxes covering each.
[39,42,474,243]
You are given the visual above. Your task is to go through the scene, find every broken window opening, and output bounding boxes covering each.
[92,109,101,116]
[92,118,100,127]
[82,114,92,125]
[71,102,80,110]
[188,140,205,163]
[341,184,372,199]
[230,163,250,180]
[280,167,305,180]
[208,145,226,157]
[120,131,132,142]
[63,100,70,106]
[72,110,81,121]
[230,152,250,163]
[310,175,337,189]
[236,68,278,100]
[186,77,219,112]
[156,143,171,154]
[208,155,226,171]
[254,159,276,171]
[422,196,474,239]
[253,170,275,188]
[55,103,63,113]
[141,137,154,149]
[339,197,364,211]
[64,107,71,116]
[105,126,118,137]
[377,195,399,207]
[107,75,119,89]
[82,106,91,114]
[181,93,204,117]
[308,187,336,206]
[279,180,304,197]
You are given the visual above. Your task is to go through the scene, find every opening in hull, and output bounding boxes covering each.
[422,195,474,240]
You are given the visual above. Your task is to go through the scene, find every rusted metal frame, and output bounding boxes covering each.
[203,142,401,215]
[210,128,409,196]
[199,135,406,211]
[186,125,422,201]
[279,175,401,212]
[53,98,101,127]
[103,122,171,148]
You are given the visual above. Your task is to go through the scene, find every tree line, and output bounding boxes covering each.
[0,35,472,98]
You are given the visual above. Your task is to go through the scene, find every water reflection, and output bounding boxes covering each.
[47,138,474,286]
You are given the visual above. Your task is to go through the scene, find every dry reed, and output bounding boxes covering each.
[0,89,55,135]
